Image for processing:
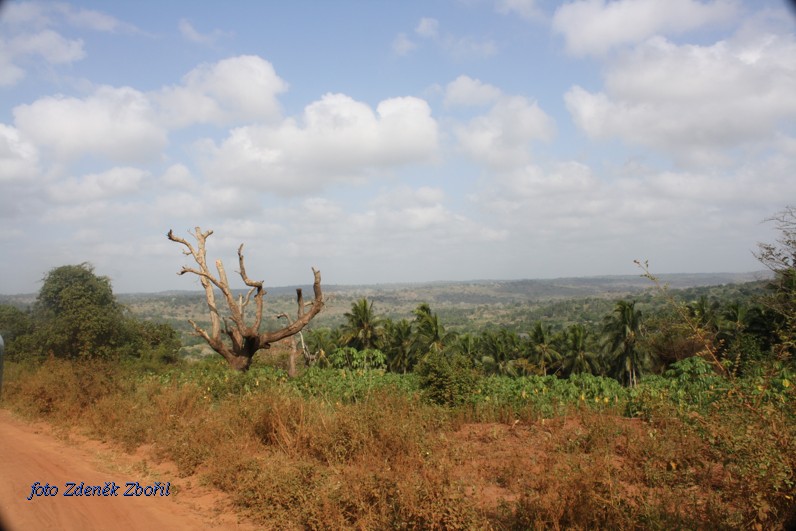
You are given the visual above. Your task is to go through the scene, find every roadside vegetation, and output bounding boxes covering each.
[1,208,795,529]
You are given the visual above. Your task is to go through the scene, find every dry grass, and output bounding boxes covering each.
[3,358,795,529]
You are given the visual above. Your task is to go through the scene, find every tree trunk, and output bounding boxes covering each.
[288,344,297,378]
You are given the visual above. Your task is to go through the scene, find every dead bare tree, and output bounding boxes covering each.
[167,227,324,372]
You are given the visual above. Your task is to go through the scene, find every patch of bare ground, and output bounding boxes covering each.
[0,409,258,531]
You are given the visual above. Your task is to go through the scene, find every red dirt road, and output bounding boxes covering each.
[0,409,252,530]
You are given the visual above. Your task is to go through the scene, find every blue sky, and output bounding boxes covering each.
[1,0,794,294]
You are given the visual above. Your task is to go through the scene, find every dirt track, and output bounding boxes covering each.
[0,409,252,530]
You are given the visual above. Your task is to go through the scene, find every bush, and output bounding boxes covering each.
[415,350,478,407]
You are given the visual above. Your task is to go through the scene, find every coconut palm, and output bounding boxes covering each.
[412,303,456,356]
[451,332,478,361]
[602,300,645,387]
[558,324,601,377]
[340,298,383,351]
[477,329,521,376]
[383,318,415,373]
[687,295,720,331]
[530,321,561,375]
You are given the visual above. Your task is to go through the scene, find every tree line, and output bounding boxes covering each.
[302,292,784,387]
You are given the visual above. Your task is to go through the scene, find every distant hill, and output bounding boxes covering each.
[1,271,771,307]
[1,271,773,339]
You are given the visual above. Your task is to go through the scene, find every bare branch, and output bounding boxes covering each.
[168,228,323,372]
[261,268,323,345]
[237,243,265,334]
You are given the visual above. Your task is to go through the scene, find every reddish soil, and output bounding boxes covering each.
[446,415,652,512]
[0,409,256,531]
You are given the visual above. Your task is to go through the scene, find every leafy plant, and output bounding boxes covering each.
[415,350,477,406]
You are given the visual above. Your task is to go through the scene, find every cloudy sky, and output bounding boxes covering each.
[1,0,794,294]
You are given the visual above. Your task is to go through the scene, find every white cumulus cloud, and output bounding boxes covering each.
[553,0,739,56]
[154,55,288,127]
[14,85,167,164]
[455,95,555,168]
[444,75,503,107]
[564,24,796,166]
[0,124,39,183]
[201,93,439,195]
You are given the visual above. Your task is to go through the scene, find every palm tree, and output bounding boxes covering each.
[305,327,340,366]
[530,321,561,375]
[687,295,720,331]
[383,318,415,373]
[412,303,456,356]
[340,298,383,351]
[451,332,478,361]
[718,302,748,344]
[602,300,644,387]
[477,329,521,376]
[558,324,601,377]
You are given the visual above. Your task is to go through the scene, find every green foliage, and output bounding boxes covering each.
[530,321,561,375]
[412,303,456,356]
[24,264,130,358]
[476,328,524,376]
[292,366,420,403]
[340,298,383,350]
[122,319,182,364]
[472,373,626,418]
[326,347,386,371]
[9,263,181,362]
[603,300,647,387]
[0,304,33,359]
[415,350,478,406]
[154,356,286,402]
[557,323,602,377]
[755,206,796,356]
[382,318,415,373]
[304,327,339,361]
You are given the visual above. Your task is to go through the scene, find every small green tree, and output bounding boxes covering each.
[415,350,477,407]
[9,264,179,363]
[32,263,127,358]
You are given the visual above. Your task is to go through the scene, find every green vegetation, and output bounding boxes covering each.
[0,263,179,365]
[0,209,795,528]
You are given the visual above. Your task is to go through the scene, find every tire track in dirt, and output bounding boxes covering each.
[0,409,252,530]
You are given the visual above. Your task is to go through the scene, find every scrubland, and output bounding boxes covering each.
[3,350,794,530]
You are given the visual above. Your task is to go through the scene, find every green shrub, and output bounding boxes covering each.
[415,350,478,407]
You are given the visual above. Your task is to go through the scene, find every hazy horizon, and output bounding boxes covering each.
[1,1,794,295]
[0,268,771,298]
